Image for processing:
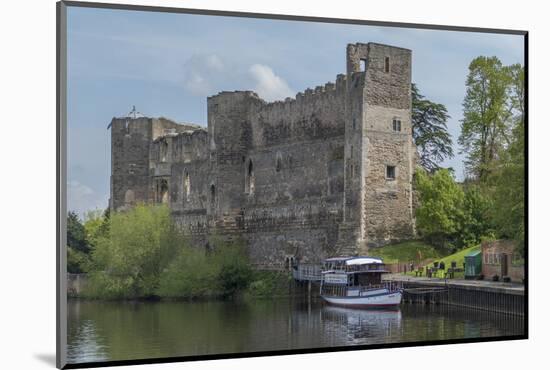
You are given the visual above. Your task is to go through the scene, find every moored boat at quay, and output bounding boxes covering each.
[320,256,402,308]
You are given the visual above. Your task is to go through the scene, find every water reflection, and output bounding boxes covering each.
[321,306,402,345]
[67,299,524,364]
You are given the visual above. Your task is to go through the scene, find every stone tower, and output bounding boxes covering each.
[343,43,416,253]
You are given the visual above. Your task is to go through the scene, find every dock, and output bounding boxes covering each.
[384,274,525,316]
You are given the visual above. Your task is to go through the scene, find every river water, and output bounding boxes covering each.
[67,298,524,364]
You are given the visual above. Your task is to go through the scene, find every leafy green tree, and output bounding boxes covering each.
[488,64,525,255]
[67,211,89,254]
[84,208,110,250]
[88,204,184,298]
[67,211,92,273]
[411,83,453,172]
[415,168,464,251]
[459,185,494,248]
[459,56,512,181]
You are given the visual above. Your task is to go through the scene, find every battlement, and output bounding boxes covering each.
[110,42,417,265]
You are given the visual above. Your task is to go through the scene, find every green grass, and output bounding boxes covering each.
[407,244,481,278]
[370,240,444,264]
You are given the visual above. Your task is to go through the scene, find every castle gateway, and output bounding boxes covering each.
[109,43,417,269]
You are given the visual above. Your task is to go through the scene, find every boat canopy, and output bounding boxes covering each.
[324,256,383,265]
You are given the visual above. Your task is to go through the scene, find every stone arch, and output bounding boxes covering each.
[245,159,255,194]
[160,140,168,162]
[275,152,282,173]
[124,189,135,205]
[210,184,216,202]
[158,179,169,204]
[183,170,190,201]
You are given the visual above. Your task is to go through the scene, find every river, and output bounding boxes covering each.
[67,298,524,364]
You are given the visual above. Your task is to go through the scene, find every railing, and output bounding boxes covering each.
[320,281,403,297]
[293,264,322,281]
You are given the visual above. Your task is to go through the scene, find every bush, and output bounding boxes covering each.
[215,245,253,297]
[81,271,136,300]
[157,236,252,299]
[82,205,254,300]
[84,204,185,299]
[157,248,219,299]
[246,271,291,298]
[67,246,91,274]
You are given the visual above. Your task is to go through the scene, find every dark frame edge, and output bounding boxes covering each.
[61,0,527,36]
[57,1,68,369]
[523,32,529,338]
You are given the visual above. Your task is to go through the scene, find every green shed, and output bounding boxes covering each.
[464,250,482,279]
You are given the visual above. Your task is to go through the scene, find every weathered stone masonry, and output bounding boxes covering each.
[109,42,417,269]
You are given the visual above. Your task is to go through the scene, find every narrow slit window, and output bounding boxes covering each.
[384,57,390,73]
[210,184,216,201]
[184,171,190,200]
[386,165,396,180]
[360,59,366,72]
[392,118,401,132]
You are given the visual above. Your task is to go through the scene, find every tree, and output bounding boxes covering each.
[414,168,464,251]
[87,204,184,298]
[459,56,512,181]
[412,83,453,172]
[459,185,494,248]
[84,208,110,250]
[489,65,525,255]
[67,211,89,254]
[67,211,91,273]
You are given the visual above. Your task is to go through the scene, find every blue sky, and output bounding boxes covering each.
[67,6,524,217]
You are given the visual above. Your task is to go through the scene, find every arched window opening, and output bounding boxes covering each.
[124,189,135,205]
[183,171,190,201]
[360,59,366,72]
[158,179,169,204]
[160,141,168,162]
[245,160,255,194]
[275,155,282,173]
[210,184,216,202]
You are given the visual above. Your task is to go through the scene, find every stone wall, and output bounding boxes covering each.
[360,44,416,248]
[482,240,525,282]
[109,42,418,270]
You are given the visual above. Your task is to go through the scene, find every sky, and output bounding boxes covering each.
[66,6,524,218]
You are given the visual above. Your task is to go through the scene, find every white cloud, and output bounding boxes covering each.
[249,64,294,101]
[182,54,226,96]
[67,180,107,218]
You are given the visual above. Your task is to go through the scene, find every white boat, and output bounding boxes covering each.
[320,256,402,309]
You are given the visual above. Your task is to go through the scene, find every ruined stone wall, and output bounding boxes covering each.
[110,117,153,210]
[242,81,348,268]
[109,42,418,270]
[361,43,416,248]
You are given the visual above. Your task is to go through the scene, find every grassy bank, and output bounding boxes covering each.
[400,244,480,278]
[370,240,444,264]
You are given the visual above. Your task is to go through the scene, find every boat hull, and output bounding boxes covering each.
[321,291,402,308]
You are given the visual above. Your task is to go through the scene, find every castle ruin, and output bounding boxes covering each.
[109,42,417,269]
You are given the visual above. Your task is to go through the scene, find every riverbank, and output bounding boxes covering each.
[68,270,305,300]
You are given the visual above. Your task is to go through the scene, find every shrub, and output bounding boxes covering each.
[157,236,252,299]
[84,204,185,299]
